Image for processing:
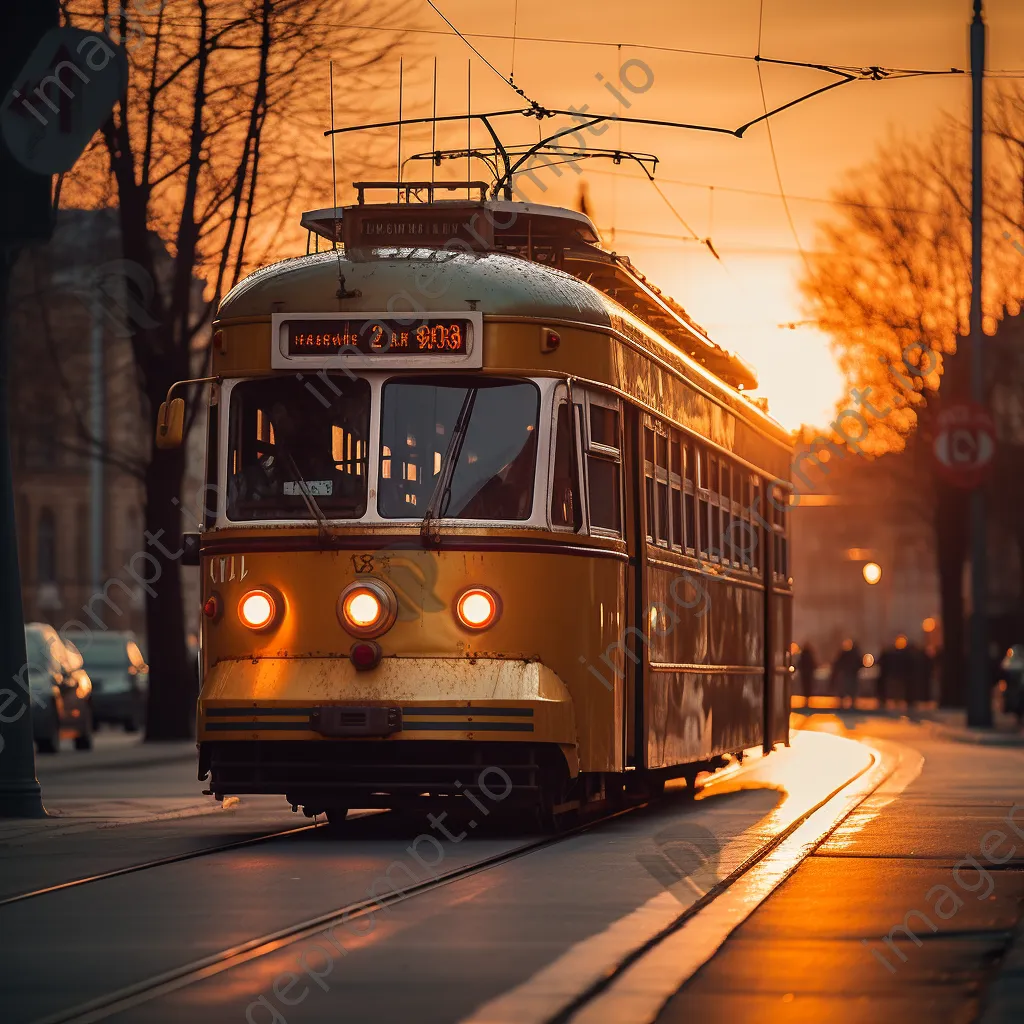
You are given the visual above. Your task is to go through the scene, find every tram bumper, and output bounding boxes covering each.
[197,657,579,806]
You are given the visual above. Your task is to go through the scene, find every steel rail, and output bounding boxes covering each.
[27,800,655,1024]
[545,746,892,1023]
[0,819,325,909]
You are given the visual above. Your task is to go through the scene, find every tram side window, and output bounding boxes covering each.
[721,461,734,564]
[643,426,656,543]
[586,398,621,534]
[550,401,578,528]
[696,447,710,557]
[654,427,670,547]
[751,476,763,575]
[740,472,753,570]
[708,453,722,560]
[669,434,683,550]
[772,485,790,581]
[683,438,697,554]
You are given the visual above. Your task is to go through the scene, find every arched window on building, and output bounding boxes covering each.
[37,507,57,584]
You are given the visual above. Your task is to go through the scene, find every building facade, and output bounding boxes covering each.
[9,209,206,651]
[790,442,941,668]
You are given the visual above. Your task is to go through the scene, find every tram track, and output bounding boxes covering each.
[545,746,891,1024]
[26,800,651,1024]
[16,740,879,1024]
[0,819,327,909]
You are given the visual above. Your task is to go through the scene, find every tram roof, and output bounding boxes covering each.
[219,245,784,435]
[220,246,616,324]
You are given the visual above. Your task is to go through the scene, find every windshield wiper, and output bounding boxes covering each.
[421,387,478,547]
[275,443,332,548]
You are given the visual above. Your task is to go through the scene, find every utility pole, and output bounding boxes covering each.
[967,0,992,728]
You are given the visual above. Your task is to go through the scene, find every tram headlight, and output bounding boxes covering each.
[338,579,398,638]
[238,589,278,631]
[455,587,500,631]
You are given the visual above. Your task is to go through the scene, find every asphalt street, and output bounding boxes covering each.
[0,716,1020,1024]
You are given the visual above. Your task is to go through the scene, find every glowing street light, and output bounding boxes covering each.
[862,562,882,585]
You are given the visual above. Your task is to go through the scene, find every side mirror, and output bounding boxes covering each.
[155,397,185,449]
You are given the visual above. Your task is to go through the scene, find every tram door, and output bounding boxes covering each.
[622,404,646,768]
[761,479,793,751]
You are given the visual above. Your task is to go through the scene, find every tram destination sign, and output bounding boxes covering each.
[287,317,470,356]
[271,312,483,370]
[342,204,495,250]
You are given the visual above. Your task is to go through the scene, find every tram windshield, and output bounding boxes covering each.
[227,375,371,521]
[378,377,539,520]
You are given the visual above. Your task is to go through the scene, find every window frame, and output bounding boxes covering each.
[644,416,672,549]
[772,483,791,583]
[548,385,587,534]
[669,432,683,552]
[583,390,623,538]
[216,374,559,529]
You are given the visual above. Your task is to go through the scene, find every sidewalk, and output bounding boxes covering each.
[661,713,1024,1023]
[0,731,206,840]
[792,702,1024,747]
[34,730,197,774]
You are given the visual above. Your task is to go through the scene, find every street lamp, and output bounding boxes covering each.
[862,562,882,585]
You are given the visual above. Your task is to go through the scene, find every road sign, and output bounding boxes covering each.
[1,27,126,175]
[933,402,996,488]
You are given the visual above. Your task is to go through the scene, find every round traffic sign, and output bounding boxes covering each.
[933,402,996,488]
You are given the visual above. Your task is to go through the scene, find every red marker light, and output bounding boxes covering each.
[350,641,382,671]
[203,596,219,618]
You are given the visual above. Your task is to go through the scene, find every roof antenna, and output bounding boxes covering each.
[431,57,438,194]
[330,60,359,300]
[397,57,403,199]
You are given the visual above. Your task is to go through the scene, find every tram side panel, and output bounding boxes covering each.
[644,566,765,769]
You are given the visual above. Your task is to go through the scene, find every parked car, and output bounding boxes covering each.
[25,623,94,754]
[999,645,1024,722]
[78,631,149,732]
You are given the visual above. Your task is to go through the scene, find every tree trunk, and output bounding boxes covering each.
[936,484,968,707]
[143,439,194,741]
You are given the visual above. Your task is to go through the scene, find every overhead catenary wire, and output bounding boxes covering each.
[756,0,810,273]
[425,0,541,108]
[582,167,941,216]
[100,7,1024,74]
[510,0,519,86]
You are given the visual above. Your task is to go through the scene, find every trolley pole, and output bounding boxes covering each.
[967,0,992,728]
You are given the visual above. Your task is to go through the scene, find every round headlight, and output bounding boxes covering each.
[456,587,500,630]
[238,589,277,630]
[338,579,398,638]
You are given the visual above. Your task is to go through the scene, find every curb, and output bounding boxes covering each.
[919,721,1024,748]
[38,747,197,776]
[792,707,1024,747]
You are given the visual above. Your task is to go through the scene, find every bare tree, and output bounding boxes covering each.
[58,0,413,739]
[799,94,1024,706]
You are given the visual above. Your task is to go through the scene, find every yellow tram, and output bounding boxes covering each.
[157,185,794,823]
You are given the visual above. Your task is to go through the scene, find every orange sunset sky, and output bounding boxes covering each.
[319,0,1024,430]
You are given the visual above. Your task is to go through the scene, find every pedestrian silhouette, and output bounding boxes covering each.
[831,639,861,708]
[797,643,818,699]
